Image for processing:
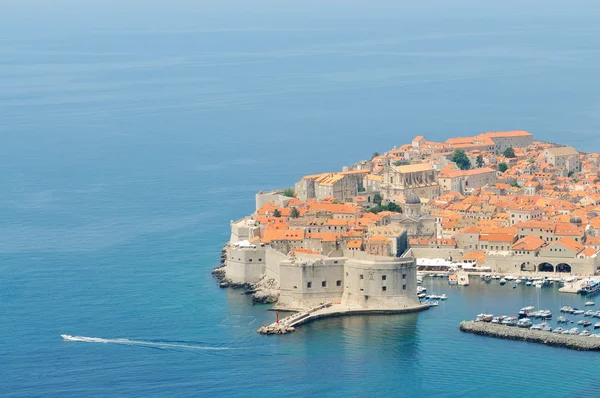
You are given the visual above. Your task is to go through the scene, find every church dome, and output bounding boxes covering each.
[570,215,582,225]
[405,192,421,205]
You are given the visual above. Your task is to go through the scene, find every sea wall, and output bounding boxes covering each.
[460,321,600,351]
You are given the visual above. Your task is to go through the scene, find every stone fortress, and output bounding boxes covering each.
[224,205,423,314]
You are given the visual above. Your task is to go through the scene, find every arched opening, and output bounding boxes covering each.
[556,263,572,273]
[520,263,528,271]
[538,263,554,272]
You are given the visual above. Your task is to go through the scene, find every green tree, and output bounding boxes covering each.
[510,181,521,188]
[503,147,516,158]
[272,209,281,218]
[568,170,575,177]
[290,207,300,218]
[282,188,295,197]
[372,152,380,159]
[452,149,471,170]
[367,203,403,214]
[358,184,366,192]
[476,154,484,168]
[498,162,508,173]
[373,193,383,205]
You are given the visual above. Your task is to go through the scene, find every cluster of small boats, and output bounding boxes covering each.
[517,306,552,319]
[417,286,447,301]
[491,275,563,288]
[474,305,600,336]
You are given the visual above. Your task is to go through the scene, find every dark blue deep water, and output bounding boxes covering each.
[3,1,600,396]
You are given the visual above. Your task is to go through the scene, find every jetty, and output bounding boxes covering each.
[258,302,429,335]
[460,321,600,351]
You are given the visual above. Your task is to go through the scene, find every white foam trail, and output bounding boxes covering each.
[61,335,232,350]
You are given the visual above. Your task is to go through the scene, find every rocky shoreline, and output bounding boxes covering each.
[212,243,280,304]
[460,321,600,351]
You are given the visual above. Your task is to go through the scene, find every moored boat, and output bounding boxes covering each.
[578,280,600,296]
[518,306,535,318]
[516,318,533,328]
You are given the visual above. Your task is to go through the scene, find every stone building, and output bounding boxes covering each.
[438,167,497,194]
[389,193,436,238]
[543,146,581,173]
[380,163,439,201]
[295,172,358,202]
[276,245,420,311]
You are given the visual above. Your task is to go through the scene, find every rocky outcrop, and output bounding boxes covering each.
[249,275,279,304]
[460,321,600,351]
[256,323,295,335]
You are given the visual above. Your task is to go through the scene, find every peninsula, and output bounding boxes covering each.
[214,130,600,333]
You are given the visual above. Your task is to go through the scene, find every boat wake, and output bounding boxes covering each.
[60,334,233,350]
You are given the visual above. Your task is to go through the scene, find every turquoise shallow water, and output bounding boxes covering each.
[3,1,600,396]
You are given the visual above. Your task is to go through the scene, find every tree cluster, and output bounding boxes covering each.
[452,150,471,170]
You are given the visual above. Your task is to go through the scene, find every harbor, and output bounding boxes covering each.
[419,271,600,295]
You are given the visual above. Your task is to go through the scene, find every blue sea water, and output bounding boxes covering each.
[3,1,600,396]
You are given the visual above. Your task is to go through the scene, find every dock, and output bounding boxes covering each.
[257,302,429,335]
[460,321,600,351]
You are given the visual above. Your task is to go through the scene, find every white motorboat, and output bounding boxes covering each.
[525,281,532,286]
[517,318,533,328]
[440,294,448,300]
[585,301,595,306]
[428,301,439,307]
[499,278,507,285]
[518,306,535,318]
[61,334,73,340]
[515,279,522,284]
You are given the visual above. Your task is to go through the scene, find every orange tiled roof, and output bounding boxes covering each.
[512,236,546,251]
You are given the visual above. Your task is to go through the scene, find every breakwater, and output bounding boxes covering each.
[460,321,600,351]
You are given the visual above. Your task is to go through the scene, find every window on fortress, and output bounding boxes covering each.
[402,284,407,290]
[249,259,252,262]
[382,275,387,281]
[293,286,297,289]
[360,274,364,280]
[336,280,342,287]
[402,274,406,279]
[322,281,327,288]
[382,286,387,292]
[258,258,262,261]
[307,282,312,288]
